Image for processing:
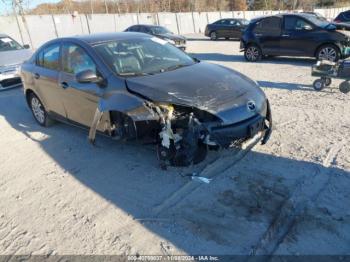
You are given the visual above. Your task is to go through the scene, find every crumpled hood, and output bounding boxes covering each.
[155,33,186,41]
[126,62,267,124]
[0,49,32,67]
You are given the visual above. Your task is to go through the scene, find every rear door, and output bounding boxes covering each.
[58,42,102,127]
[253,17,282,55]
[32,43,66,117]
[229,20,243,38]
[280,15,318,56]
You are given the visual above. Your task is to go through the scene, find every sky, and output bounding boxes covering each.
[0,0,61,15]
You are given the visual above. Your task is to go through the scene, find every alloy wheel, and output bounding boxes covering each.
[318,47,337,61]
[210,32,217,40]
[31,96,45,124]
[245,46,260,61]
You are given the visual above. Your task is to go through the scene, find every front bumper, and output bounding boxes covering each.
[0,72,22,91]
[206,100,272,147]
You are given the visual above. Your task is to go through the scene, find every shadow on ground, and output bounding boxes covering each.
[1,88,349,255]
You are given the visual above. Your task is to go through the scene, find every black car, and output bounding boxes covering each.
[334,10,350,24]
[125,24,186,50]
[240,13,350,62]
[205,18,249,40]
[20,33,272,168]
[302,11,350,31]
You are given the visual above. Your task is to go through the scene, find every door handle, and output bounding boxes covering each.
[282,34,290,37]
[60,82,69,89]
[33,73,40,79]
[255,33,262,37]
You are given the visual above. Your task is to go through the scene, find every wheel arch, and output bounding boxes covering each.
[314,42,341,58]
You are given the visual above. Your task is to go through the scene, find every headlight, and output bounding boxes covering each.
[165,38,175,45]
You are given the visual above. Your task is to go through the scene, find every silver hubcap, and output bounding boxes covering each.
[315,81,322,89]
[318,47,337,61]
[31,97,45,124]
[211,32,216,39]
[246,47,259,61]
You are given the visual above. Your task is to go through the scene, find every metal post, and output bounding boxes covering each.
[12,0,24,45]
[191,11,196,33]
[51,14,58,38]
[175,13,180,35]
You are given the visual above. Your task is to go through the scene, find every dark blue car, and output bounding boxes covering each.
[240,13,350,62]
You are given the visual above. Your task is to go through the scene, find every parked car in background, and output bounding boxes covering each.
[302,11,350,31]
[20,32,272,168]
[240,13,350,62]
[0,34,32,90]
[334,10,350,24]
[125,25,186,50]
[205,18,249,40]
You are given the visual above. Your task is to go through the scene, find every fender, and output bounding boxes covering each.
[88,92,159,143]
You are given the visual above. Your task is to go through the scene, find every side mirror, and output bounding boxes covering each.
[76,69,104,85]
[23,44,30,49]
[302,25,313,30]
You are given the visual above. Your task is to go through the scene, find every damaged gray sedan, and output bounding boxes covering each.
[21,32,272,168]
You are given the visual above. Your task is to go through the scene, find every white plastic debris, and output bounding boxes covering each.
[182,173,212,184]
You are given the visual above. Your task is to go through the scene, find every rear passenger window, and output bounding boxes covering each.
[254,17,281,36]
[37,44,60,70]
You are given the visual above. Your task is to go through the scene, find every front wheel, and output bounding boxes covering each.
[244,45,262,62]
[313,79,325,91]
[316,45,340,62]
[29,93,54,127]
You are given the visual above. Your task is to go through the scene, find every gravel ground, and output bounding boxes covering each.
[0,35,349,256]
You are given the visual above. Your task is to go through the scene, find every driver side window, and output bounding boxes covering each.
[62,43,96,75]
[284,17,313,31]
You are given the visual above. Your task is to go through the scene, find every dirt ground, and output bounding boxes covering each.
[0,35,349,256]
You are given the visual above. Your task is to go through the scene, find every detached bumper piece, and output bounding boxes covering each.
[209,100,272,148]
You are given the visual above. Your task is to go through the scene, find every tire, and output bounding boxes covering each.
[313,79,325,91]
[225,37,229,40]
[244,44,262,62]
[339,81,350,94]
[316,44,340,62]
[210,31,217,40]
[323,77,332,86]
[28,93,54,127]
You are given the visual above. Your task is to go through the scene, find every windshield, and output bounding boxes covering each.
[0,37,23,51]
[150,26,171,35]
[307,15,335,29]
[94,37,196,76]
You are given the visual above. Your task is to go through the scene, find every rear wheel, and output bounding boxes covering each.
[244,44,262,62]
[210,31,217,40]
[29,93,54,126]
[316,45,340,62]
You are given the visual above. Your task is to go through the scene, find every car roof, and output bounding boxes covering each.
[253,12,315,21]
[131,24,164,28]
[58,32,152,45]
[0,33,9,38]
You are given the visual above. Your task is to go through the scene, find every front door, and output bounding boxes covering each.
[279,16,317,56]
[58,42,102,127]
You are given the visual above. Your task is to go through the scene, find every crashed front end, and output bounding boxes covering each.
[144,99,272,168]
